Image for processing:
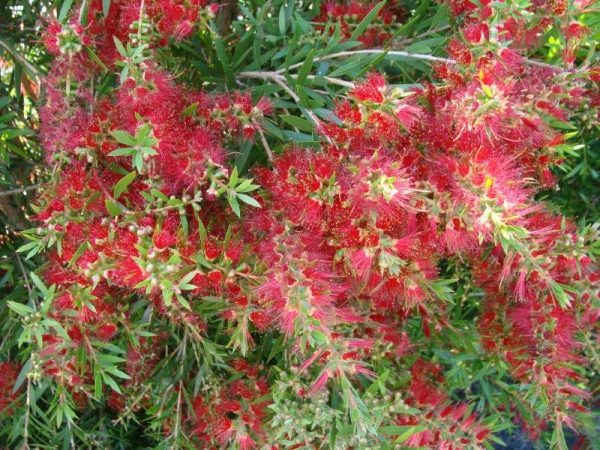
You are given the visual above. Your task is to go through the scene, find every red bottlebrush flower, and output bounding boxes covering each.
[96,323,118,340]
[238,434,255,450]
[0,362,20,414]
[350,73,387,103]
[562,48,576,65]
[255,96,273,116]
[404,279,426,304]
[446,38,472,64]
[345,156,414,217]
[409,359,446,407]
[207,3,220,16]
[499,48,523,69]
[565,22,589,40]
[249,311,272,331]
[349,248,374,279]
[154,229,177,250]
[42,20,89,56]
[205,240,221,260]
[207,270,224,285]
[395,103,422,131]
[42,21,64,55]
[309,369,331,395]
[463,23,489,43]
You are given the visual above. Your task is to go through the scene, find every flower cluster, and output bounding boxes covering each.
[249,61,598,441]
[189,361,271,449]
[0,362,20,415]
[4,0,598,448]
[42,0,219,65]
[444,0,594,65]
[15,3,274,447]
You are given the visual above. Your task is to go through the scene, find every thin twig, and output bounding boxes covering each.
[137,0,145,43]
[113,385,151,425]
[238,71,325,130]
[172,381,183,441]
[0,184,40,197]
[239,71,356,89]
[15,253,34,306]
[277,48,565,74]
[0,39,42,83]
[278,49,456,74]
[296,74,356,88]
[255,123,274,162]
[23,378,31,449]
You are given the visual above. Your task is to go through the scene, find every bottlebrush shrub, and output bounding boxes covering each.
[3,0,600,449]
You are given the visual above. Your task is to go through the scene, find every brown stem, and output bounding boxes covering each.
[216,1,239,36]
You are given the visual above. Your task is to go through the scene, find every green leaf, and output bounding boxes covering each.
[392,425,428,443]
[182,102,198,117]
[112,36,127,58]
[0,97,11,109]
[68,241,89,267]
[29,272,48,297]
[395,0,431,38]
[179,270,198,287]
[228,192,240,217]
[12,359,31,394]
[235,178,259,193]
[105,198,124,216]
[403,41,432,54]
[311,330,328,345]
[108,147,134,157]
[296,48,316,86]
[114,171,137,199]
[105,367,131,380]
[235,140,253,172]
[101,373,122,394]
[349,1,386,42]
[278,5,287,35]
[280,114,313,132]
[550,420,568,450]
[44,319,70,341]
[79,0,90,25]
[284,30,301,72]
[151,189,169,202]
[102,0,111,17]
[59,0,75,22]
[175,293,191,310]
[16,240,39,254]
[430,3,449,29]
[162,288,173,306]
[110,129,136,146]
[94,364,102,398]
[1,129,35,139]
[237,193,261,208]
[482,84,494,98]
[7,301,34,316]
[135,123,150,140]
[85,46,109,72]
[548,280,572,309]
[96,353,126,364]
[214,38,235,88]
[133,152,143,172]
[229,166,239,188]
